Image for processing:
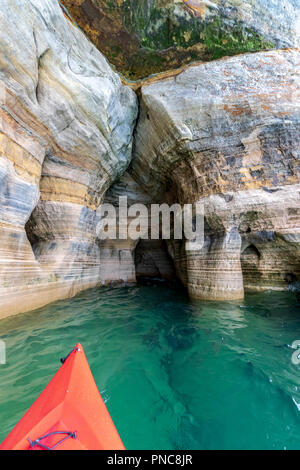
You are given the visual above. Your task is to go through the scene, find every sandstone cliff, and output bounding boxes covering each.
[0,1,299,318]
[0,0,137,318]
[61,0,300,79]
[131,49,300,300]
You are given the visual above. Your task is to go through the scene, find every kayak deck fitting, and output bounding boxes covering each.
[0,344,125,450]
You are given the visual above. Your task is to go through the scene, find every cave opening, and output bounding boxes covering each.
[24,214,40,259]
[134,239,181,287]
[241,243,262,290]
[242,244,261,260]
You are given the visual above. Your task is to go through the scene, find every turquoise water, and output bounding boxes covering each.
[0,285,300,450]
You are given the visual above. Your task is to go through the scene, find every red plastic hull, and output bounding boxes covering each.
[0,344,125,450]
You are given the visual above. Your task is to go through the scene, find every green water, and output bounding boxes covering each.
[0,285,300,450]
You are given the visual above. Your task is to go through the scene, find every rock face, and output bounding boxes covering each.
[61,0,300,79]
[0,1,299,318]
[102,170,178,284]
[0,0,137,318]
[100,172,152,285]
[101,171,176,284]
[131,49,300,300]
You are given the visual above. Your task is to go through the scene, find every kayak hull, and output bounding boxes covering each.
[0,344,125,450]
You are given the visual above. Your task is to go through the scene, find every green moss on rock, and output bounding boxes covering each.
[61,0,277,80]
[202,18,275,60]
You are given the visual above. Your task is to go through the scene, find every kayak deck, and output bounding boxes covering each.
[0,344,125,450]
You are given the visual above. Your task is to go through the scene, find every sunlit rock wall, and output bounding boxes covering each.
[0,0,137,318]
[132,49,300,300]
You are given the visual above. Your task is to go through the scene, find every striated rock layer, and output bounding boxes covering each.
[102,172,177,284]
[131,49,300,300]
[0,2,300,318]
[0,0,137,318]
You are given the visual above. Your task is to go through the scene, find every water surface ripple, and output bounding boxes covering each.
[0,285,300,450]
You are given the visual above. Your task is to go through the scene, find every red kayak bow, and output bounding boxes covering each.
[0,344,125,450]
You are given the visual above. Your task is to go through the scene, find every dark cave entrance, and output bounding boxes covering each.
[241,243,262,288]
[134,239,179,286]
[24,214,41,259]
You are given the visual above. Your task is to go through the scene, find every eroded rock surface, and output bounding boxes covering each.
[102,171,177,285]
[0,0,137,318]
[0,1,299,317]
[61,0,300,79]
[131,49,300,300]
[100,172,152,285]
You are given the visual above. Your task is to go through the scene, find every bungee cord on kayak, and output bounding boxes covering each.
[60,346,80,364]
[28,431,77,451]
